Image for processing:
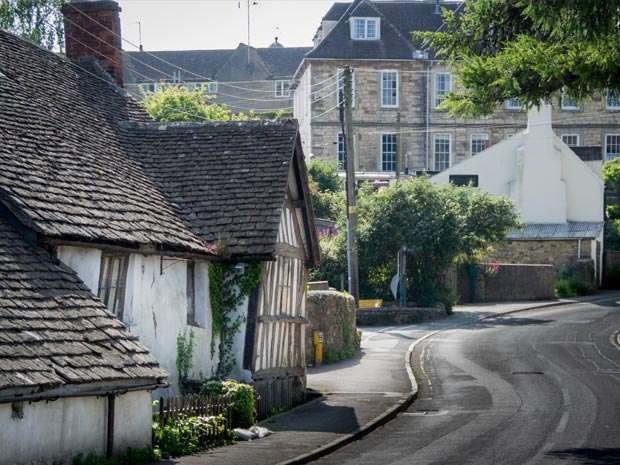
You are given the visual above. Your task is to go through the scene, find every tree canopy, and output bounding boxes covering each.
[0,0,64,50]
[311,178,519,305]
[142,86,258,122]
[417,0,620,116]
[307,159,345,221]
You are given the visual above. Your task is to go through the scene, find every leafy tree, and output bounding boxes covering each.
[417,0,620,116]
[143,86,257,122]
[311,178,518,305]
[307,159,345,221]
[0,0,64,50]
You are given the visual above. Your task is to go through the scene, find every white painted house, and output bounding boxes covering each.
[433,104,605,282]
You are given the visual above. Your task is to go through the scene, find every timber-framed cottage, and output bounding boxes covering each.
[0,0,318,462]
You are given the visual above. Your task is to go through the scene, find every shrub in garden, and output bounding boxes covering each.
[152,414,231,459]
[555,276,596,298]
[72,448,155,465]
[200,379,256,428]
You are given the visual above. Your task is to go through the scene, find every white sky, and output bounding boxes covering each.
[117,0,335,51]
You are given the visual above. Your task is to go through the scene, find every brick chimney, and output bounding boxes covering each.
[61,0,124,87]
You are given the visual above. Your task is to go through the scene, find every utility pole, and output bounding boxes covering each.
[340,66,360,304]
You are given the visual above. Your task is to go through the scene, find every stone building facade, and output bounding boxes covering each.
[293,0,620,177]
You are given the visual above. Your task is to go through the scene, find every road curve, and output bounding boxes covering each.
[310,301,620,465]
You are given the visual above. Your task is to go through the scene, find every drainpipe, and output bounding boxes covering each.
[425,61,432,170]
[106,394,116,458]
[577,239,582,260]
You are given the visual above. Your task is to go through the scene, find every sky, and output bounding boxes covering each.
[117,0,336,51]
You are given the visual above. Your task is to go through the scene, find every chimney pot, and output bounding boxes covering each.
[61,0,124,87]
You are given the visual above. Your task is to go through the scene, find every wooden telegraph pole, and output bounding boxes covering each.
[341,66,360,304]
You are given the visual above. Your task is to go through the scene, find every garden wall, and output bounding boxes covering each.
[458,263,555,303]
[356,306,447,326]
[306,290,359,365]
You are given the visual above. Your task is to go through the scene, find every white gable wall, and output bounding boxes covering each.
[432,105,604,226]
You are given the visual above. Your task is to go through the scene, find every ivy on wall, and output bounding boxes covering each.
[209,262,262,379]
[176,329,195,388]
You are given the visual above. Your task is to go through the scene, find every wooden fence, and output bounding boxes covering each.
[157,394,232,442]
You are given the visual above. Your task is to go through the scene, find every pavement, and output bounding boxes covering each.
[156,292,620,465]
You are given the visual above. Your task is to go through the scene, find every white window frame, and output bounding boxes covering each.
[380,70,399,108]
[98,253,129,319]
[505,98,523,111]
[337,68,356,108]
[434,72,452,108]
[561,134,580,147]
[561,89,580,110]
[470,133,489,156]
[337,133,346,170]
[275,79,291,98]
[433,133,452,171]
[138,82,156,93]
[350,17,380,40]
[380,133,397,172]
[605,134,620,160]
[206,81,218,94]
[606,89,620,110]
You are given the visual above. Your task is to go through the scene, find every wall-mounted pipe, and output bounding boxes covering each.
[106,394,116,458]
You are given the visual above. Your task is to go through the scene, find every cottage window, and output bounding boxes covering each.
[470,134,489,155]
[275,80,291,98]
[606,90,620,110]
[337,133,346,170]
[561,134,580,147]
[381,71,399,108]
[380,134,397,172]
[138,82,156,94]
[207,82,218,94]
[98,253,129,319]
[505,99,523,111]
[434,72,452,108]
[186,261,197,326]
[350,18,380,40]
[561,89,580,110]
[434,134,451,171]
[337,69,356,107]
[606,134,620,160]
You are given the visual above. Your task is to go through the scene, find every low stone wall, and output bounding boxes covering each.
[306,290,359,365]
[356,306,447,327]
[458,263,555,303]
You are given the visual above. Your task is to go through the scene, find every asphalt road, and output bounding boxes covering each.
[311,301,620,465]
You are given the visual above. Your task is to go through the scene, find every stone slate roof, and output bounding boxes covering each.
[124,44,312,83]
[307,0,463,60]
[0,214,166,398]
[124,120,304,260]
[507,222,604,240]
[0,29,214,256]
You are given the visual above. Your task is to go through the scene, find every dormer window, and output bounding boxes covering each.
[350,17,380,40]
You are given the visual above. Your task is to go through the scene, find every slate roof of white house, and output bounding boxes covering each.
[506,222,604,240]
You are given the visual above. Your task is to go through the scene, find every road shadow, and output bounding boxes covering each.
[546,447,620,464]
[307,349,365,374]
[464,315,553,329]
[261,397,360,434]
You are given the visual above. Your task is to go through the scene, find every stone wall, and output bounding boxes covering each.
[302,59,620,173]
[486,240,587,271]
[458,263,556,303]
[356,306,447,327]
[306,290,359,365]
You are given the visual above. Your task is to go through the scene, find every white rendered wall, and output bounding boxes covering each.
[0,391,151,465]
[432,105,604,226]
[124,255,217,394]
[56,245,102,293]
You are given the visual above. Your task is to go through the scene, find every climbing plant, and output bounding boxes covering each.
[176,329,195,389]
[209,262,262,378]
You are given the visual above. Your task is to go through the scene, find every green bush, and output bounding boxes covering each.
[72,448,155,465]
[152,414,231,459]
[200,379,256,428]
[555,276,595,298]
